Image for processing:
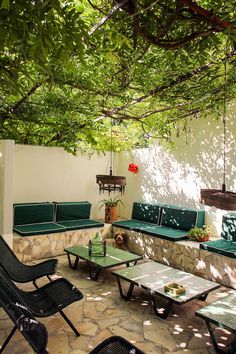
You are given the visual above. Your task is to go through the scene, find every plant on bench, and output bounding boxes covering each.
[188,225,211,242]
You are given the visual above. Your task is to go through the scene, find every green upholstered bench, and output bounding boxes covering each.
[200,213,236,258]
[13,203,65,236]
[145,205,205,241]
[113,203,205,242]
[55,202,104,231]
[112,202,162,230]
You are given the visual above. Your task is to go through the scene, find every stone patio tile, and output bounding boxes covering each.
[47,334,69,354]
[143,316,177,351]
[135,341,161,353]
[42,316,65,334]
[69,334,93,352]
[169,349,209,354]
[98,317,120,329]
[109,325,144,342]
[90,328,113,348]
[79,321,98,336]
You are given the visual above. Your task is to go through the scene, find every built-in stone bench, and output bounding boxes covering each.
[113,227,236,290]
[13,227,103,262]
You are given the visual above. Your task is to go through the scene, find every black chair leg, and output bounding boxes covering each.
[0,325,17,353]
[59,310,80,337]
[33,279,39,289]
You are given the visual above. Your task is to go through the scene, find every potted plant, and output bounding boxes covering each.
[99,196,124,223]
[188,225,211,242]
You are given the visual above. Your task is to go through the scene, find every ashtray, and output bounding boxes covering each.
[164,283,186,296]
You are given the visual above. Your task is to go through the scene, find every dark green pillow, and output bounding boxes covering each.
[221,213,236,241]
[131,202,161,224]
[161,205,198,231]
[55,202,91,221]
[13,203,54,226]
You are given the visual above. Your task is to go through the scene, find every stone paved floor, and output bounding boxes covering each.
[0,255,234,354]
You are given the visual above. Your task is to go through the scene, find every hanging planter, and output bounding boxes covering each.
[200,61,236,211]
[96,119,126,194]
[200,188,236,211]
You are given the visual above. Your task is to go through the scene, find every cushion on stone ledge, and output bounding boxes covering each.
[136,225,188,241]
[57,219,104,231]
[200,239,236,258]
[160,205,204,231]
[221,213,236,241]
[112,219,156,231]
[13,222,66,236]
[131,202,162,224]
[13,203,54,226]
[55,202,91,221]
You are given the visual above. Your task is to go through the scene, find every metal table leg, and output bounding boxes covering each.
[149,292,174,319]
[126,260,139,268]
[86,261,102,281]
[206,320,236,354]
[116,277,135,300]
[67,253,79,270]
[198,293,208,301]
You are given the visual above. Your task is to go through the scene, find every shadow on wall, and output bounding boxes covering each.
[121,110,236,234]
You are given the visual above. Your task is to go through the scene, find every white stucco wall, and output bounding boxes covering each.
[0,140,14,246]
[119,104,236,236]
[13,144,119,219]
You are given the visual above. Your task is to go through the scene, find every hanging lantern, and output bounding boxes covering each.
[96,120,126,194]
[96,172,126,195]
[200,61,236,210]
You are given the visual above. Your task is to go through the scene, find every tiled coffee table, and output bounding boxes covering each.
[112,261,220,319]
[196,292,236,354]
[64,245,142,280]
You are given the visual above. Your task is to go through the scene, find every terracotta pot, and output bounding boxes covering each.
[195,235,210,242]
[105,206,118,223]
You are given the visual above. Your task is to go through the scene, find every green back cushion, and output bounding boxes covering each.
[13,203,54,226]
[131,202,161,224]
[55,202,91,221]
[161,205,199,231]
[221,213,236,241]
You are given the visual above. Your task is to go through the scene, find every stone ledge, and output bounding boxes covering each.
[112,226,236,290]
[13,227,103,262]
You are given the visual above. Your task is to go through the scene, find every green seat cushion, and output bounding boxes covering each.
[14,203,54,226]
[131,202,161,224]
[112,219,156,231]
[200,239,236,258]
[57,219,104,231]
[55,202,91,221]
[136,225,188,241]
[160,205,204,231]
[13,222,65,236]
[221,213,236,241]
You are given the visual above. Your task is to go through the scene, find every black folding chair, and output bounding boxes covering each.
[89,336,145,354]
[0,276,48,353]
[0,267,84,341]
[0,235,58,287]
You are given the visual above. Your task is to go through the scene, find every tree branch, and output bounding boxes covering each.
[180,0,235,29]
[8,82,42,114]
[89,0,129,35]
[102,50,236,117]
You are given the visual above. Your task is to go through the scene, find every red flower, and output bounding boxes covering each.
[128,163,138,174]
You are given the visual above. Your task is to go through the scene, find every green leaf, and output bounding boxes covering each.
[1,0,9,10]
